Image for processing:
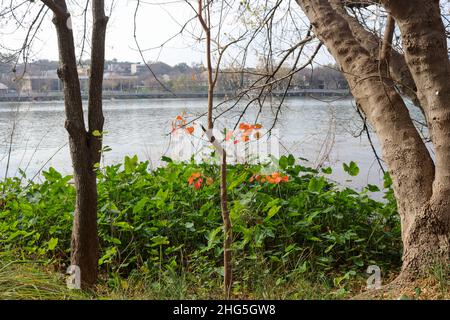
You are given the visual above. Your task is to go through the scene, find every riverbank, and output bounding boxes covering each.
[0,89,350,102]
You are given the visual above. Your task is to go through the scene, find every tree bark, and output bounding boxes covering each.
[296,0,449,281]
[88,1,108,165]
[44,0,108,287]
[332,3,422,109]
[380,0,450,279]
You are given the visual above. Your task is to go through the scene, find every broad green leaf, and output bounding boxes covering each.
[321,167,332,174]
[47,237,58,250]
[308,177,325,192]
[133,197,149,214]
[383,172,393,188]
[151,235,169,246]
[124,155,139,173]
[287,154,295,166]
[114,221,133,231]
[366,184,380,192]
[343,161,359,176]
[279,156,288,169]
[99,247,117,265]
[266,205,281,220]
[161,156,173,163]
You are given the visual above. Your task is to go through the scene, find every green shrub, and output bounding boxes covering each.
[0,155,401,287]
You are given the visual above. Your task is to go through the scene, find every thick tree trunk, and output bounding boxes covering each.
[330,3,421,109]
[401,205,450,279]
[47,0,108,287]
[296,0,449,281]
[381,0,450,279]
[52,6,98,287]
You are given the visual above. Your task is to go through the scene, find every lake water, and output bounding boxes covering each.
[0,97,387,195]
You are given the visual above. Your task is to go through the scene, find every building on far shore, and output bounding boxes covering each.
[18,71,89,93]
[103,72,139,92]
[17,70,139,93]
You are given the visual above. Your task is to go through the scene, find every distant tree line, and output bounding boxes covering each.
[0,58,348,94]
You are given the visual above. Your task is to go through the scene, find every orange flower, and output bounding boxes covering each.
[266,175,277,184]
[173,113,190,133]
[252,123,262,129]
[186,126,195,135]
[252,172,289,185]
[242,135,250,142]
[268,172,289,184]
[188,172,201,185]
[239,123,251,131]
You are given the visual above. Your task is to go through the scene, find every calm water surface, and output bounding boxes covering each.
[0,97,387,194]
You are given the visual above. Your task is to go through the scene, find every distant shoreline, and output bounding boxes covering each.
[0,89,351,103]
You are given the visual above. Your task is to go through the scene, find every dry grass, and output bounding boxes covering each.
[1,258,447,300]
[0,260,89,300]
[353,266,449,300]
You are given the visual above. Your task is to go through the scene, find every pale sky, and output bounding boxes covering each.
[103,0,207,64]
[2,0,334,67]
[22,0,206,65]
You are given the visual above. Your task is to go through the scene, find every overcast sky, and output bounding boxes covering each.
[2,0,336,67]
[103,0,207,64]
[20,0,204,65]
[4,1,450,68]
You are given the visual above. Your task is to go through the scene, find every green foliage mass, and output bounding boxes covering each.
[0,155,401,288]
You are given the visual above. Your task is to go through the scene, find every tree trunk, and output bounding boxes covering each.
[47,0,108,287]
[380,0,450,279]
[331,1,422,109]
[401,205,449,279]
[221,152,232,298]
[198,0,233,297]
[296,0,449,281]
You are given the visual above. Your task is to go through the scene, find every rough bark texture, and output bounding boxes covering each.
[333,3,422,109]
[45,0,108,287]
[381,0,450,279]
[88,1,108,165]
[296,0,449,280]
